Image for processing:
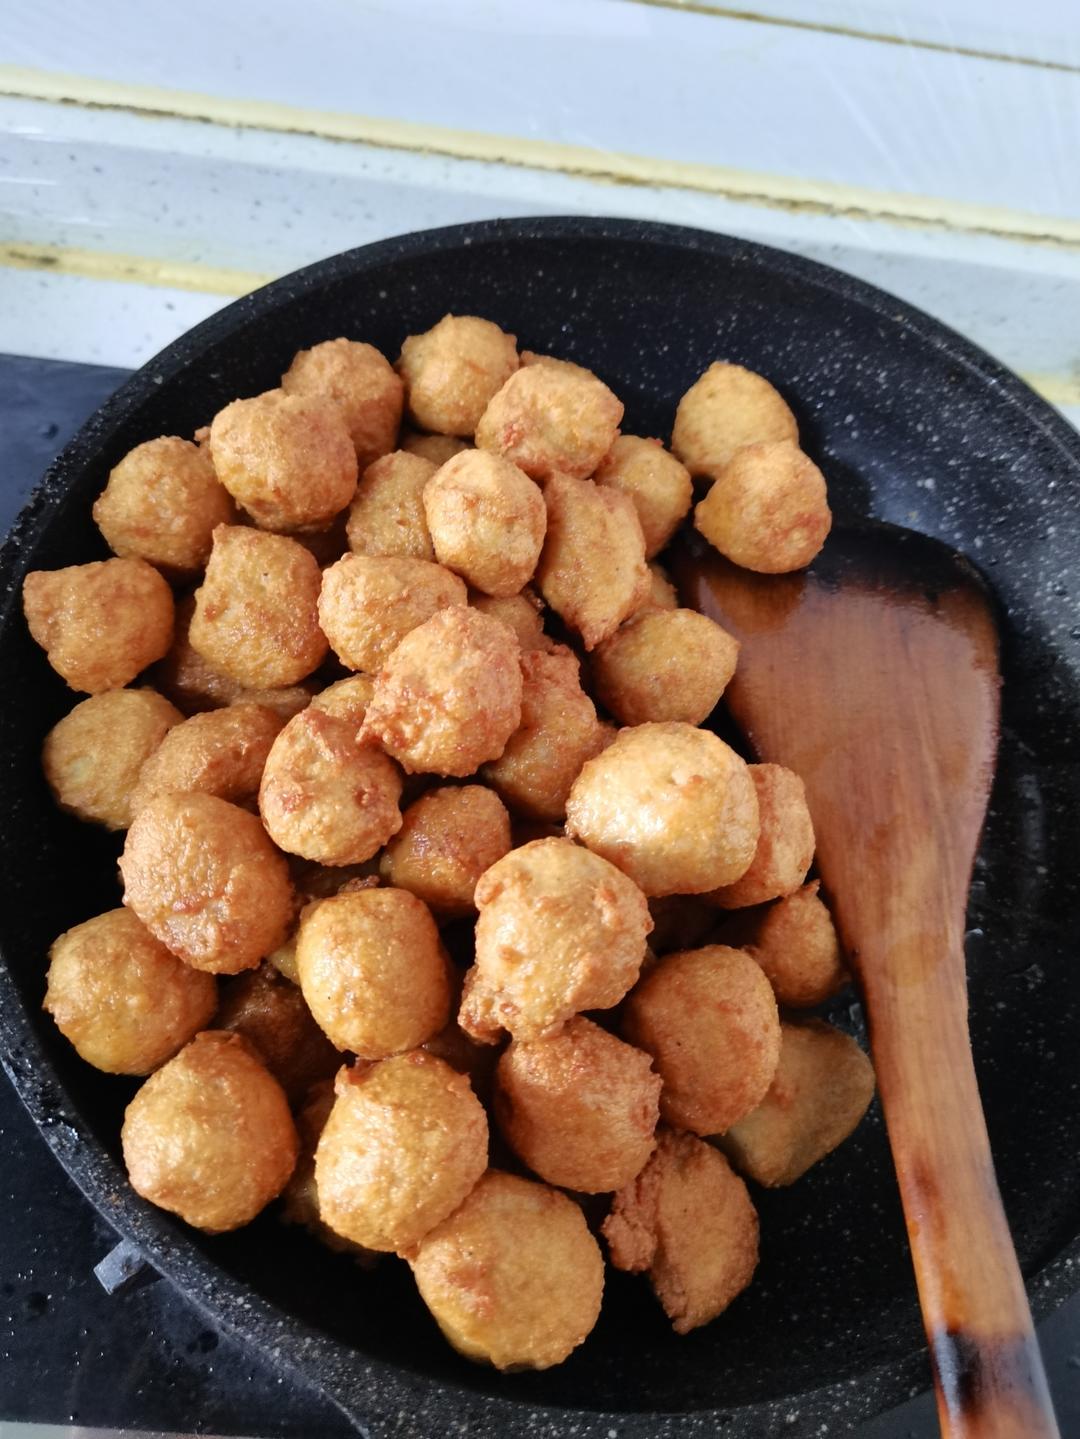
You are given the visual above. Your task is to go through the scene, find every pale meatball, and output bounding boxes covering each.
[208,389,357,532]
[44,908,217,1075]
[23,558,175,694]
[259,708,402,865]
[401,431,471,466]
[623,945,780,1135]
[281,338,404,470]
[603,1129,758,1334]
[315,1051,488,1253]
[189,526,327,688]
[459,837,651,1044]
[469,588,550,651]
[380,785,511,917]
[409,1170,604,1371]
[358,608,522,777]
[671,361,798,479]
[308,674,375,727]
[121,1031,298,1233]
[747,880,848,1007]
[475,363,623,482]
[566,723,760,897]
[296,889,450,1057]
[398,315,519,437]
[43,688,182,831]
[591,609,739,727]
[423,450,546,598]
[694,440,831,574]
[317,553,466,674]
[130,702,283,814]
[120,791,294,974]
[481,645,604,822]
[637,560,678,613]
[707,763,814,908]
[536,472,650,650]
[719,1019,875,1186]
[214,962,341,1102]
[494,1017,660,1193]
[346,450,437,561]
[594,436,693,559]
[93,436,235,576]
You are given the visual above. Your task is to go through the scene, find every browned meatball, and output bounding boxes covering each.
[672,361,798,479]
[380,784,511,917]
[214,962,339,1102]
[400,431,471,466]
[590,608,739,726]
[594,436,693,558]
[469,588,551,652]
[281,338,403,470]
[280,1079,379,1259]
[308,674,374,727]
[346,450,437,561]
[707,763,814,908]
[694,440,831,574]
[475,363,623,482]
[317,553,466,674]
[398,315,518,436]
[637,560,678,613]
[646,895,716,955]
[747,880,848,1007]
[130,702,283,814]
[423,450,546,598]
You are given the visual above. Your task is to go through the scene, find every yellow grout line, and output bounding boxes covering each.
[2,66,1079,250]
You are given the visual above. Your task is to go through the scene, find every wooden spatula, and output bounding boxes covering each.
[675,522,1060,1439]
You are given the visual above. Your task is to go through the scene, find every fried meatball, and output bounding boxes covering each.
[359,608,522,777]
[23,558,174,694]
[281,338,403,470]
[536,472,649,650]
[423,450,546,598]
[44,908,216,1075]
[409,1170,604,1370]
[120,791,294,974]
[121,1031,298,1233]
[469,587,550,652]
[638,560,678,613]
[189,526,327,687]
[214,962,339,1102]
[346,450,437,561]
[707,763,814,908]
[130,702,283,814]
[380,785,511,917]
[318,553,466,674]
[475,363,623,482]
[43,688,182,830]
[398,315,519,437]
[93,436,235,576]
[623,944,780,1135]
[566,723,759,897]
[281,1079,379,1259]
[671,361,798,479]
[694,440,831,574]
[315,1051,488,1253]
[296,889,450,1057]
[401,431,471,466]
[747,880,847,1007]
[719,1019,875,1186]
[603,1129,758,1334]
[308,674,374,727]
[481,645,603,822]
[591,609,739,727]
[594,436,693,559]
[422,1018,500,1105]
[495,1017,660,1192]
[647,895,716,955]
[459,837,651,1044]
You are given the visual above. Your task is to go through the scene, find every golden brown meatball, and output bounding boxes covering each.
[296,889,450,1057]
[469,587,550,652]
[121,1031,298,1233]
[189,526,327,687]
[590,608,738,727]
[481,645,603,822]
[358,608,522,777]
[594,436,693,559]
[400,431,471,466]
[130,702,283,814]
[566,723,759,897]
[475,363,623,482]
[459,837,651,1044]
[259,708,402,865]
[536,471,650,650]
[44,908,216,1075]
[423,450,546,598]
[280,1080,378,1259]
[43,688,182,830]
[398,315,519,437]
[719,1019,875,1186]
[214,961,339,1102]
[603,1129,758,1334]
[346,450,437,561]
[380,785,511,917]
[317,553,466,674]
[23,558,175,694]
[747,880,848,1007]
[671,361,798,479]
[637,560,678,613]
[120,791,294,974]
[494,1017,660,1192]
[308,674,374,727]
[707,763,814,908]
[93,436,235,576]
[315,1051,488,1253]
[422,1019,500,1105]
[409,1169,604,1370]
[623,944,780,1135]
[281,338,403,470]
[694,440,831,574]
[647,895,716,955]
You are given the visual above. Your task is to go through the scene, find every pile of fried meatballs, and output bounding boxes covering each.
[24,316,874,1372]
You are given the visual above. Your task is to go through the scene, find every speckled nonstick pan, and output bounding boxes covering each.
[1,218,1078,1439]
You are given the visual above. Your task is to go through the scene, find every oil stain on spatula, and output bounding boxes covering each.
[675,522,1060,1439]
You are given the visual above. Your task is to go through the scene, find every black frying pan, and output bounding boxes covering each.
[1,218,1078,1438]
